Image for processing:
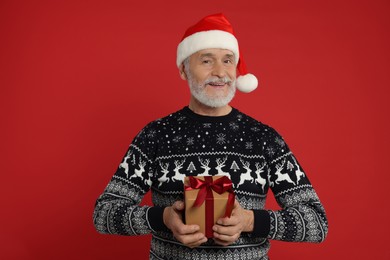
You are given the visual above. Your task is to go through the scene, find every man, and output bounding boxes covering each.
[93,13,328,259]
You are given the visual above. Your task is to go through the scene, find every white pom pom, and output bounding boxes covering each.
[236,74,258,93]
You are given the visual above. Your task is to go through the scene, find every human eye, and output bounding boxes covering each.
[201,59,212,64]
[224,58,234,65]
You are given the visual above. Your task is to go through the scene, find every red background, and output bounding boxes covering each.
[1,0,389,259]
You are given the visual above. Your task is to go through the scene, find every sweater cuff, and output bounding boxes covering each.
[251,209,270,237]
[147,206,168,232]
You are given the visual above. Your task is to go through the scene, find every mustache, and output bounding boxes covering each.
[204,77,233,85]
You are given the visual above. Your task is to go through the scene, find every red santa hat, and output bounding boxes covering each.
[176,13,258,93]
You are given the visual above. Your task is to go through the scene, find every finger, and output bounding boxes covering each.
[213,232,239,244]
[213,237,228,246]
[175,223,201,235]
[212,237,234,246]
[194,236,208,246]
[178,232,207,247]
[172,201,185,211]
[213,224,239,237]
[185,236,208,248]
[216,216,239,227]
[230,201,242,216]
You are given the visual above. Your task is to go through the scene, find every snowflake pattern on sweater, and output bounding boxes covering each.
[93,107,328,259]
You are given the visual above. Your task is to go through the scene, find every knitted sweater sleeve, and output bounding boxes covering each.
[93,122,166,235]
[259,127,328,243]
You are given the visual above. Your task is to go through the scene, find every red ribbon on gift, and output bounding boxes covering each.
[185,176,235,238]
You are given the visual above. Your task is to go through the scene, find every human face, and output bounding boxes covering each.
[183,49,237,108]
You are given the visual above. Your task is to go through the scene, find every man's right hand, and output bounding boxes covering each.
[163,201,208,248]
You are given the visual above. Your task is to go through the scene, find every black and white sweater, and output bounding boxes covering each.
[93,107,328,260]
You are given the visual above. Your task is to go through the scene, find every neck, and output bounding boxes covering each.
[188,96,232,116]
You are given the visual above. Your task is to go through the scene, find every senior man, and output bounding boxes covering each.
[93,13,328,260]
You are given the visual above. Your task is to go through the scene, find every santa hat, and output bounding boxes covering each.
[176,13,258,93]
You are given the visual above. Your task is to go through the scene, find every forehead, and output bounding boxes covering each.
[192,48,235,58]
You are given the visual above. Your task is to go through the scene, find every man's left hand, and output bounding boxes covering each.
[212,200,254,246]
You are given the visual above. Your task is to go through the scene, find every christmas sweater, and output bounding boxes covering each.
[93,107,328,260]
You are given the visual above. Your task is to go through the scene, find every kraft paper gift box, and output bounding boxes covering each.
[184,175,235,238]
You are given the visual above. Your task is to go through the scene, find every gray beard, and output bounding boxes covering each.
[187,76,236,108]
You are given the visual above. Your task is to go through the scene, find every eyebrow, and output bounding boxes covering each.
[199,53,215,58]
[199,53,235,59]
[225,54,234,59]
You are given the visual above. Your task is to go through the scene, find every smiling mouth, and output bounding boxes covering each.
[207,82,227,87]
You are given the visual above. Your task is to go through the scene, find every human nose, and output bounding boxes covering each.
[211,62,226,78]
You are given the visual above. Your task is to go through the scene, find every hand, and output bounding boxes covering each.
[163,201,208,248]
[212,200,254,246]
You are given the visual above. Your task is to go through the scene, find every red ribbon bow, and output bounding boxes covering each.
[185,176,235,238]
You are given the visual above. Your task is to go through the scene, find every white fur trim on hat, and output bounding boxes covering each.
[236,74,258,93]
[176,30,239,67]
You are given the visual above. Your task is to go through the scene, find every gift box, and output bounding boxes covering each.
[184,175,235,238]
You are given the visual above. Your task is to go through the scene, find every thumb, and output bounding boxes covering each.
[232,199,241,214]
[173,201,185,211]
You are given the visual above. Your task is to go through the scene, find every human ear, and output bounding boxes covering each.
[179,64,187,80]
